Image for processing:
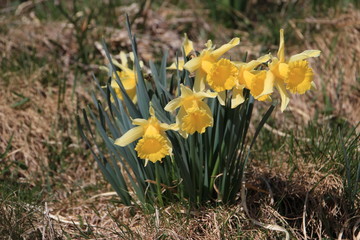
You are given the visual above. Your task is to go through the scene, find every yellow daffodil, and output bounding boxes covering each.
[167,33,194,71]
[101,51,140,103]
[269,29,320,111]
[231,54,272,108]
[248,70,273,101]
[183,38,240,91]
[206,58,238,92]
[114,104,177,165]
[164,84,217,138]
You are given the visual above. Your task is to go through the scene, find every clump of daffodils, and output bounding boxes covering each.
[113,29,320,164]
[80,26,320,207]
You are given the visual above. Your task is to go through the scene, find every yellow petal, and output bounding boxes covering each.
[285,60,314,94]
[179,84,194,97]
[277,29,285,63]
[149,104,155,117]
[160,123,179,131]
[205,40,213,49]
[275,82,290,112]
[243,70,255,89]
[99,66,109,72]
[119,51,128,67]
[231,87,245,108]
[251,71,274,100]
[164,97,182,112]
[114,126,144,147]
[183,57,202,73]
[180,108,213,135]
[167,60,185,70]
[260,70,275,96]
[289,50,321,63]
[176,107,188,138]
[183,33,194,56]
[132,118,148,126]
[211,37,240,60]
[206,58,237,92]
[217,91,226,106]
[278,63,289,79]
[245,54,271,70]
[135,133,172,163]
[194,70,206,92]
[194,90,218,99]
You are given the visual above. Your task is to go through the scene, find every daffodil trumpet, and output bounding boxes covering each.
[115,104,177,165]
[165,84,217,138]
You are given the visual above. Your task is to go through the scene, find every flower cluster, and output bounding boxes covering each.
[113,29,320,164]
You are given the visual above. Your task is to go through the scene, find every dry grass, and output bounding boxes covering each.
[0,1,359,239]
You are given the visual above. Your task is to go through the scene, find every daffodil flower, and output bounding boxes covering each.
[114,104,177,165]
[231,54,272,108]
[269,29,320,111]
[206,58,238,92]
[167,33,194,71]
[164,84,217,138]
[183,38,240,91]
[101,52,140,103]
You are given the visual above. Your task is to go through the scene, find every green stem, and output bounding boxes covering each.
[209,143,223,193]
[155,163,163,207]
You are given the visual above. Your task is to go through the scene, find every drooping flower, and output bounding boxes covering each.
[114,104,177,164]
[230,54,272,108]
[167,33,194,71]
[164,84,217,138]
[101,51,140,103]
[183,38,240,91]
[268,29,320,111]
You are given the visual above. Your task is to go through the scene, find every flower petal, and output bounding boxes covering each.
[245,54,271,70]
[277,29,285,62]
[194,70,206,92]
[183,33,194,56]
[167,60,185,70]
[160,123,179,131]
[231,87,245,108]
[164,97,182,112]
[257,70,274,97]
[217,91,226,106]
[119,51,128,66]
[179,84,194,97]
[195,90,218,99]
[114,126,144,147]
[183,57,202,73]
[132,118,148,126]
[176,107,188,138]
[289,50,321,63]
[275,81,290,112]
[211,37,240,60]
